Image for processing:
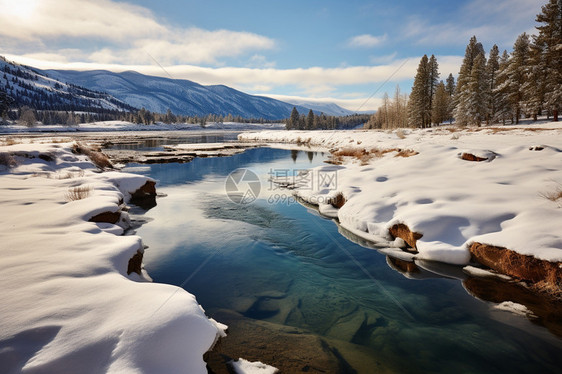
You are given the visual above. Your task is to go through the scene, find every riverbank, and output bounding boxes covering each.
[0,140,227,373]
[239,122,562,296]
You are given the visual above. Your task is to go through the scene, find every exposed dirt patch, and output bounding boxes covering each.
[388,224,422,251]
[329,193,346,209]
[460,153,488,162]
[89,211,121,224]
[469,242,562,296]
[127,249,143,276]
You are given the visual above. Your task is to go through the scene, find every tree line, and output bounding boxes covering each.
[366,0,561,129]
[285,107,371,130]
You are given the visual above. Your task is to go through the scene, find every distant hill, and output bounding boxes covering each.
[1,55,359,120]
[0,57,135,114]
[45,69,312,120]
[286,100,357,116]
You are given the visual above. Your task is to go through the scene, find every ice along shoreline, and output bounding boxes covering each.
[239,122,562,298]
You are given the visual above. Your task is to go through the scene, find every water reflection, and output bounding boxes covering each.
[127,147,562,374]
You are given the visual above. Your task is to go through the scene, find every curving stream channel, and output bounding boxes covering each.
[124,145,561,373]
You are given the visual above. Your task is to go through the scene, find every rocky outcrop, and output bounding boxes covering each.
[469,242,562,295]
[389,224,422,251]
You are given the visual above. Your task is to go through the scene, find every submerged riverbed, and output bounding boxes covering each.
[125,147,562,373]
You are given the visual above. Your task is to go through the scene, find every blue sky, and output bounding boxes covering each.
[0,0,545,111]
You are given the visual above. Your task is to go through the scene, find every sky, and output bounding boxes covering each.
[0,0,545,111]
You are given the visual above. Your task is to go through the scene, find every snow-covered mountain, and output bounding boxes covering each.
[0,57,135,113]
[45,69,312,120]
[286,100,357,116]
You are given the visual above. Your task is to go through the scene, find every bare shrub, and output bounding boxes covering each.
[65,185,92,201]
[540,183,562,207]
[0,152,17,168]
[4,137,17,146]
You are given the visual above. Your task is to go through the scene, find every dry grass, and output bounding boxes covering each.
[295,136,312,146]
[72,142,113,170]
[4,137,18,146]
[328,147,418,165]
[540,183,562,207]
[65,185,92,201]
[0,152,17,168]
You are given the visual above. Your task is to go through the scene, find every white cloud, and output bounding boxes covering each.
[347,34,387,48]
[0,0,275,65]
[402,0,543,49]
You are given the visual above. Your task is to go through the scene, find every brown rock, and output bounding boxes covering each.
[131,180,157,199]
[469,242,562,294]
[205,310,357,374]
[388,223,422,251]
[89,211,121,224]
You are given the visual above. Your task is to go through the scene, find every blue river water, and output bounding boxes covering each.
[124,147,562,373]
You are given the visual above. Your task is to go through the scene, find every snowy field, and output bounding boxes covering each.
[0,120,285,133]
[0,141,229,373]
[240,121,562,267]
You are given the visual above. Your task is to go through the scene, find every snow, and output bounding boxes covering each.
[0,142,226,373]
[492,301,536,318]
[230,358,279,374]
[0,121,285,133]
[240,121,562,265]
[463,265,512,281]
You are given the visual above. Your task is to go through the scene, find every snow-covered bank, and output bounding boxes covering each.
[240,123,562,289]
[0,120,285,133]
[0,142,226,373]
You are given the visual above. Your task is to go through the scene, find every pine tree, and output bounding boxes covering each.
[431,81,449,125]
[428,55,440,119]
[524,41,547,120]
[306,109,314,130]
[445,74,456,123]
[408,55,430,128]
[455,36,486,126]
[534,0,562,121]
[485,45,500,124]
[503,33,531,124]
[466,53,488,125]
[287,107,299,130]
[494,50,513,124]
